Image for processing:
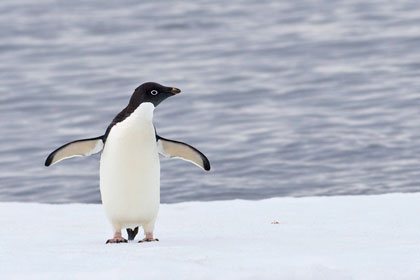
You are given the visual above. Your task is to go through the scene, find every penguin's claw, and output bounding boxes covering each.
[138,238,159,243]
[106,237,128,244]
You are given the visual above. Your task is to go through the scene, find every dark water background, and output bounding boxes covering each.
[1,0,420,203]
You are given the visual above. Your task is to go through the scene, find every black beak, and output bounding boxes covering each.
[171,87,181,95]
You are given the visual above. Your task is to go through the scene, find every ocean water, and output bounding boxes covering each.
[1,0,420,204]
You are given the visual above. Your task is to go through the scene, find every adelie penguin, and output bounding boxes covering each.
[45,82,210,243]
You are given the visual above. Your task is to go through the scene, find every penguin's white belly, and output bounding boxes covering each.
[99,103,160,230]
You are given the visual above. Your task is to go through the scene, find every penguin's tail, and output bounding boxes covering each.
[126,227,139,241]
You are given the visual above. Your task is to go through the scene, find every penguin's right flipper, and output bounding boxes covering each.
[45,136,104,167]
[126,227,139,241]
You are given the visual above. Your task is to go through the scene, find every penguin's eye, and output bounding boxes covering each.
[150,90,158,96]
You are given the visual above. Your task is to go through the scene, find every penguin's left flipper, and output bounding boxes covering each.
[45,136,104,167]
[157,135,210,171]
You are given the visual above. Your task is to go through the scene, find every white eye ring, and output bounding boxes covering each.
[151,90,158,95]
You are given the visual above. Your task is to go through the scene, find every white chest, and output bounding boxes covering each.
[99,103,160,227]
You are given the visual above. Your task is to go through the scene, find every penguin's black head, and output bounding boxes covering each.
[130,82,181,108]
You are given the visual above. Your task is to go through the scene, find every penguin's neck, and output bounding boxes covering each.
[130,102,155,123]
[111,102,156,140]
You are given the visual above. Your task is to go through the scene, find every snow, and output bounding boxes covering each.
[1,193,420,279]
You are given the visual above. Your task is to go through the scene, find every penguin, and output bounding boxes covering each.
[45,82,210,243]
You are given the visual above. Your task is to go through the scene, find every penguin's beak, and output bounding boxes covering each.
[171,88,181,95]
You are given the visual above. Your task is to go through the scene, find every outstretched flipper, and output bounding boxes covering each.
[45,136,104,167]
[157,135,210,171]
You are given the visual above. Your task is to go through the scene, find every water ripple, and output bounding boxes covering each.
[1,0,420,203]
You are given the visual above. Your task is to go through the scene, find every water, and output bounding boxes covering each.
[1,0,420,204]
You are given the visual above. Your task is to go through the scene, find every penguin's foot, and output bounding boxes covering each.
[106,232,128,244]
[106,237,128,244]
[138,238,159,243]
[139,232,159,243]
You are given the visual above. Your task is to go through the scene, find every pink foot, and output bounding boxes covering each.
[138,232,159,243]
[138,238,159,243]
[106,232,127,244]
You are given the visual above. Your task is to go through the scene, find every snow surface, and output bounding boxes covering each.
[1,193,420,279]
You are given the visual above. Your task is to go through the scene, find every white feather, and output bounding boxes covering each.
[99,103,160,233]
